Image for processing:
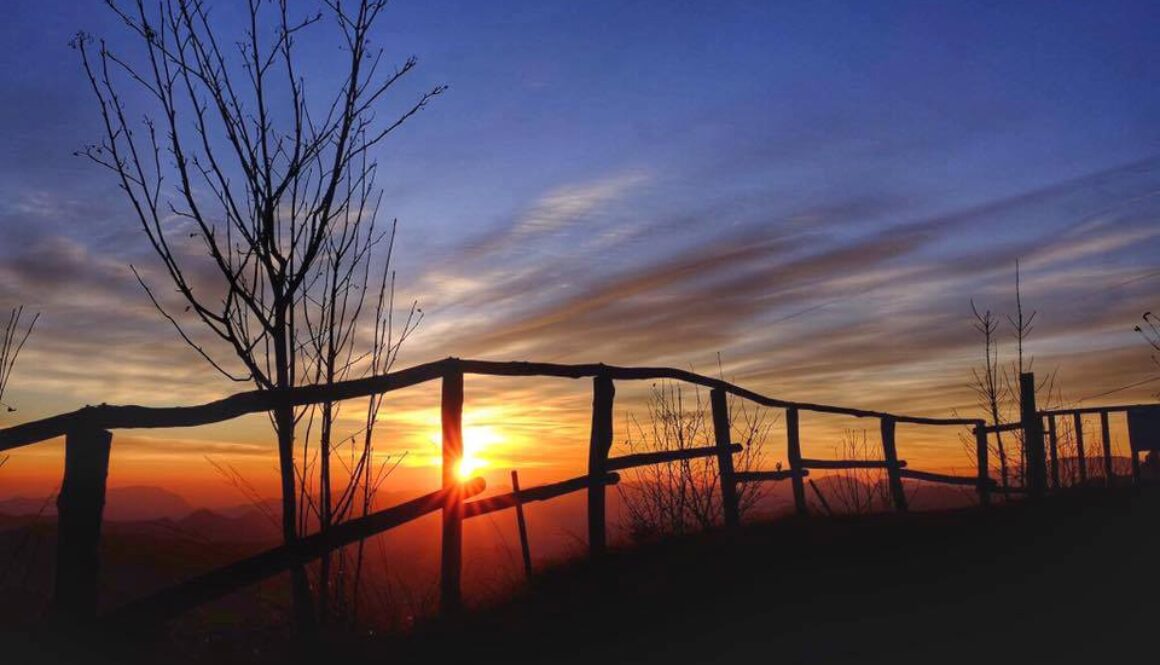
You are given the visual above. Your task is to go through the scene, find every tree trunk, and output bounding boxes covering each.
[318,399,333,624]
[272,301,314,630]
[275,403,315,630]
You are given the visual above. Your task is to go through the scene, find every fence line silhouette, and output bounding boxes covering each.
[0,357,1154,630]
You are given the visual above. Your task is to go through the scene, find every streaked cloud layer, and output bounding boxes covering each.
[1,1,1158,494]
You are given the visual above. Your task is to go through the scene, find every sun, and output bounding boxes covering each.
[456,454,486,481]
[433,424,504,482]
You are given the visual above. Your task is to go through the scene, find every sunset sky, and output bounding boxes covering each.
[2,1,1159,505]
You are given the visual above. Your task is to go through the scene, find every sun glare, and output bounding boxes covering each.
[456,454,486,481]
[433,424,504,482]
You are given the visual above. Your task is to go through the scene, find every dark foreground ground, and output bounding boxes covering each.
[11,486,1160,664]
[384,486,1160,665]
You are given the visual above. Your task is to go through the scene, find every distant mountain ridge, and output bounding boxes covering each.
[0,485,194,521]
[0,482,431,524]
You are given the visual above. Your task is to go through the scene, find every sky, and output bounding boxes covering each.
[1,0,1159,504]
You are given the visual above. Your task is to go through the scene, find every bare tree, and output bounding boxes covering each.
[1,307,38,416]
[1135,311,1160,396]
[1137,311,1160,354]
[967,263,1058,492]
[1005,259,1052,484]
[1007,260,1036,381]
[1004,261,1061,486]
[74,0,442,626]
[616,381,771,542]
[298,217,420,625]
[0,307,37,471]
[810,429,892,515]
[969,300,1012,494]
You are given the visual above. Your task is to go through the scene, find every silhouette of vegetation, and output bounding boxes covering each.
[1136,311,1160,397]
[0,306,37,473]
[966,262,1060,492]
[0,307,40,598]
[297,218,420,626]
[0,306,37,418]
[617,380,772,542]
[812,429,892,515]
[969,300,1012,493]
[1136,311,1160,355]
[73,0,441,627]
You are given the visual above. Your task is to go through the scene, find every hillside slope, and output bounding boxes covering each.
[381,486,1160,665]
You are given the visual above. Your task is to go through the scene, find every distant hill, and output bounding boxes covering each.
[168,508,280,543]
[0,485,193,521]
[0,495,54,517]
[0,471,992,527]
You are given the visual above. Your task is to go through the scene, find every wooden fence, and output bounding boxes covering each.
[977,373,1159,494]
[1,359,1148,630]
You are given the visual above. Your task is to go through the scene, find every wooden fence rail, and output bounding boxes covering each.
[899,468,997,488]
[107,480,486,626]
[0,360,1094,629]
[734,469,809,483]
[463,473,620,519]
[0,358,980,453]
[979,422,1022,434]
[606,444,741,471]
[970,372,1160,495]
[1041,404,1158,417]
[798,458,908,470]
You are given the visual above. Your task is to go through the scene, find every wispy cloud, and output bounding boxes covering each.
[403,158,1160,421]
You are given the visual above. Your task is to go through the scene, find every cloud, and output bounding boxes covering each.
[396,157,1160,425]
[2,149,1159,477]
[0,218,253,411]
[469,170,651,253]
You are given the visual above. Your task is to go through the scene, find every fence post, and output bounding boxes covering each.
[1130,441,1141,484]
[786,407,808,516]
[52,426,112,625]
[1100,410,1114,486]
[511,470,533,578]
[710,388,740,529]
[440,362,464,615]
[1019,372,1047,498]
[1047,415,1060,491]
[1119,408,1156,485]
[880,417,907,512]
[1073,413,1088,484]
[974,421,990,507]
[587,375,615,557]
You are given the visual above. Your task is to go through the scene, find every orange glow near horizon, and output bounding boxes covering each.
[0,387,1143,508]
